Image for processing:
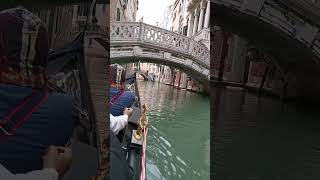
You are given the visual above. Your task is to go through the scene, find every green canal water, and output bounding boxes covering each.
[212,87,320,180]
[137,80,210,180]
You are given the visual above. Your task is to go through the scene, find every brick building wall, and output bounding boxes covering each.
[210,29,225,78]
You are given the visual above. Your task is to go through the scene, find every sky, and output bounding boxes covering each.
[136,0,175,26]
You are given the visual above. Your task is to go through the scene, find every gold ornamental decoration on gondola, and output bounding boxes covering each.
[134,104,148,141]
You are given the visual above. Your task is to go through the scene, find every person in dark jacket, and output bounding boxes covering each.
[0,7,77,173]
[110,64,135,116]
[110,130,132,180]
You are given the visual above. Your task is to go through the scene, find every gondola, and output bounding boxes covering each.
[116,72,148,180]
[39,1,108,179]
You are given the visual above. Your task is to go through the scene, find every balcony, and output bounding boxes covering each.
[192,27,210,49]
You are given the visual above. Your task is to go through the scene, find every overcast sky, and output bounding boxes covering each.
[136,0,175,26]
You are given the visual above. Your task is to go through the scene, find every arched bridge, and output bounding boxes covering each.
[81,22,210,86]
[211,0,320,99]
[110,22,210,84]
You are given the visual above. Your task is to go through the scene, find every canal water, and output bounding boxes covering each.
[137,80,210,180]
[212,87,320,180]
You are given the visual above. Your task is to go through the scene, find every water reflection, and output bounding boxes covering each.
[137,81,210,180]
[212,87,320,180]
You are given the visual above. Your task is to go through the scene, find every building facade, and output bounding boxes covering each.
[125,0,139,22]
[160,5,173,30]
[149,0,210,93]
[186,0,210,48]
[210,26,296,98]
[110,0,138,22]
[170,0,188,34]
[110,0,139,76]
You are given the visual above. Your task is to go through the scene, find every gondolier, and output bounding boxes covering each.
[110,64,135,116]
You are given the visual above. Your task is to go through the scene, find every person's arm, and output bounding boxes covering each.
[110,114,128,135]
[0,164,58,180]
[0,145,71,180]
[110,108,133,135]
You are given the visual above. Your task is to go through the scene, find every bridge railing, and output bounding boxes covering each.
[109,22,210,68]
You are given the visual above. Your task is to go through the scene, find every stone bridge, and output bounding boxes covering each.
[211,0,320,100]
[81,22,210,86]
[110,22,210,86]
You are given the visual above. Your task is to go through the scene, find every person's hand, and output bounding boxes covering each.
[42,145,72,176]
[123,108,133,118]
[56,147,72,175]
[42,145,58,170]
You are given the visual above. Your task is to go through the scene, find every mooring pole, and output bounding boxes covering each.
[218,32,229,84]
[281,81,288,101]
[258,65,270,96]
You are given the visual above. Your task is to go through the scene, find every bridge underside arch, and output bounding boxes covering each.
[110,47,210,90]
[211,1,320,101]
[211,2,320,80]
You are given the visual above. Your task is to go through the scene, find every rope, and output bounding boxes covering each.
[0,91,36,125]
[109,90,124,105]
[140,126,148,180]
